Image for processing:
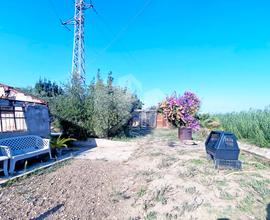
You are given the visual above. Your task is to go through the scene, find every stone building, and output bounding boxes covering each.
[0,83,50,138]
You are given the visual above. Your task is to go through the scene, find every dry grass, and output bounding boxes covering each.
[1,128,269,220]
[122,129,270,220]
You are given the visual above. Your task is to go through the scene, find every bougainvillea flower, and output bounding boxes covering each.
[157,91,201,130]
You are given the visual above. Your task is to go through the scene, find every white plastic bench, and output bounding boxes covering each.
[0,156,9,177]
[0,135,52,175]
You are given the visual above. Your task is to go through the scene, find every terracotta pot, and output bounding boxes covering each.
[178,127,192,141]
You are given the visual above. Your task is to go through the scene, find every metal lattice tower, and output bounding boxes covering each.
[62,0,94,83]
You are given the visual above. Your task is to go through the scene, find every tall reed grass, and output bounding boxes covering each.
[216,107,270,148]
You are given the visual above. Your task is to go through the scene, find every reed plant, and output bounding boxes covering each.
[216,107,270,148]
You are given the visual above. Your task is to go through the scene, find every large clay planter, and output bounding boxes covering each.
[178,127,192,141]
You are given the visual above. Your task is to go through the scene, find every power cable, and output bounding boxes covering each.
[48,0,151,70]
[48,0,61,20]
[48,0,73,32]
[98,0,153,53]
[89,0,153,65]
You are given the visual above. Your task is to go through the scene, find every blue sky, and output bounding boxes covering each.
[0,0,270,112]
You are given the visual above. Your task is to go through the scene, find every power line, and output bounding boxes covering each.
[89,0,153,65]
[48,0,72,32]
[48,0,61,21]
[49,0,152,77]
[99,0,153,53]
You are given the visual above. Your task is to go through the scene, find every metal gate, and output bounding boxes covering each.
[132,110,157,128]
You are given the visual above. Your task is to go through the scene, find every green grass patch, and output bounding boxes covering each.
[239,153,248,161]
[237,195,255,213]
[152,129,178,141]
[215,180,228,188]
[137,187,147,197]
[189,159,205,166]
[240,178,270,203]
[154,185,172,205]
[219,191,234,200]
[158,156,178,169]
[144,211,157,220]
[216,205,233,219]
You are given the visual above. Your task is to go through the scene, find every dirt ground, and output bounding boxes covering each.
[0,129,270,220]
[0,160,126,220]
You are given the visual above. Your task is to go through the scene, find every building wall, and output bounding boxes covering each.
[0,83,45,104]
[24,105,50,137]
[0,100,50,139]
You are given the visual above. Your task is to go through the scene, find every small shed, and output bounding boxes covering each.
[0,83,50,139]
[132,109,157,128]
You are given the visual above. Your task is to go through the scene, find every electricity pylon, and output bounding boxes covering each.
[62,0,95,83]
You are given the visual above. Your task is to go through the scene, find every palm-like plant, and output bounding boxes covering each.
[50,135,76,149]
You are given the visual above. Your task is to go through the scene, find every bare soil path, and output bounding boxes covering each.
[0,129,270,220]
[0,159,126,220]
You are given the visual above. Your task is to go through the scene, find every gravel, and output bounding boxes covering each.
[0,159,123,220]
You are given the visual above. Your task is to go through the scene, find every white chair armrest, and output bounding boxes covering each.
[42,138,51,149]
[0,145,11,158]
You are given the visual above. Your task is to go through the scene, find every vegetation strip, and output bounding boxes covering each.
[241,148,270,160]
[216,108,270,148]
[0,157,73,186]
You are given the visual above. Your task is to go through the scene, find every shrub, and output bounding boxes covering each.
[48,76,89,139]
[20,72,142,139]
[85,72,142,138]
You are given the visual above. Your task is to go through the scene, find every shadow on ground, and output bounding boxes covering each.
[32,204,64,220]
[129,127,153,138]
[267,203,270,220]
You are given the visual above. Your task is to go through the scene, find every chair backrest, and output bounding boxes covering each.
[0,135,44,156]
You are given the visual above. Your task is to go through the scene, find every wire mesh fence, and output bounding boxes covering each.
[132,110,157,128]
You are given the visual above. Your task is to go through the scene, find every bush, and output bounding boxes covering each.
[84,72,142,138]
[48,71,142,139]
[49,94,89,140]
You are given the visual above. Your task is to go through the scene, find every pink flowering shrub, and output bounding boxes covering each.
[158,91,201,130]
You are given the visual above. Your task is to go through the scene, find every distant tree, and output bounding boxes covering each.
[34,78,64,98]
[19,78,64,99]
